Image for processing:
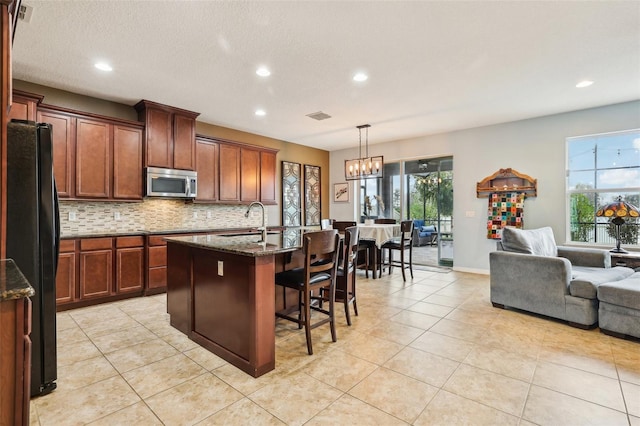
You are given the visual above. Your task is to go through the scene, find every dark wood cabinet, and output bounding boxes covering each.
[260,150,277,205]
[116,236,144,293]
[8,90,43,121]
[113,125,143,200]
[146,235,169,294]
[79,238,113,300]
[240,147,260,202]
[611,252,640,269]
[75,118,111,198]
[55,240,77,305]
[37,106,143,201]
[219,143,241,202]
[37,109,75,198]
[134,100,199,171]
[195,137,218,202]
[0,297,31,426]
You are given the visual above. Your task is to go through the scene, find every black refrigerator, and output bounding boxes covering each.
[6,120,59,397]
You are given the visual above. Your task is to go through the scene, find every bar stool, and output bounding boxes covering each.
[322,226,360,325]
[379,220,414,281]
[334,221,370,278]
[274,229,340,355]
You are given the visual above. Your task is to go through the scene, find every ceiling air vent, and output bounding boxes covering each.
[18,4,33,22]
[306,111,331,121]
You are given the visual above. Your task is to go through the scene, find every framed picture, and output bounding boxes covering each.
[304,164,321,226]
[333,182,349,202]
[281,161,302,226]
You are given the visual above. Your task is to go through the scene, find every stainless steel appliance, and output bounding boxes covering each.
[145,167,197,198]
[6,120,60,397]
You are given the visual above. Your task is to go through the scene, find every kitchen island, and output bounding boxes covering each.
[165,229,305,377]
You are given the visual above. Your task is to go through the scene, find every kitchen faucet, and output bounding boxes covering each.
[245,201,267,242]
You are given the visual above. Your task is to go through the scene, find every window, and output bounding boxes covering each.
[567,129,640,246]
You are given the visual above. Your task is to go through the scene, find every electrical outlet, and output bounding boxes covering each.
[206,211,212,219]
[68,211,77,221]
[193,211,198,219]
[218,261,224,276]
[114,211,121,220]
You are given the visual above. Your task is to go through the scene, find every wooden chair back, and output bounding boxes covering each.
[374,218,397,224]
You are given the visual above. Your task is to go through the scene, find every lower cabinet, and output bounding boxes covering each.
[56,236,145,310]
[146,234,171,295]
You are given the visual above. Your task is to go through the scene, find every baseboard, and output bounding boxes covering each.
[452,266,489,275]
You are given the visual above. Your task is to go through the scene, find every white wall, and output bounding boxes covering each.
[330,100,640,273]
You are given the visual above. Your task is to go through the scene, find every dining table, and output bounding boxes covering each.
[357,223,401,278]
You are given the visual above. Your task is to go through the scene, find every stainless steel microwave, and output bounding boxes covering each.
[145,167,197,198]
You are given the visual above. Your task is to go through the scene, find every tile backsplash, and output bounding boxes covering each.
[59,200,268,236]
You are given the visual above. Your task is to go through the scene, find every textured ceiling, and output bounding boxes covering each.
[12,1,640,151]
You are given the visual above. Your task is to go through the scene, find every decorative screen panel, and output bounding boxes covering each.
[282,161,302,226]
[304,164,321,226]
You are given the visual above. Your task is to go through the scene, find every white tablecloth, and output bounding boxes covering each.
[357,224,401,248]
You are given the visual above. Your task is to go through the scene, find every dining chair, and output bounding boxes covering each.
[274,229,340,355]
[322,226,359,325]
[374,218,397,224]
[379,220,414,281]
[332,220,356,231]
[320,218,334,230]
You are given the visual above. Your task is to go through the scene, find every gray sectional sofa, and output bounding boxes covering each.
[490,227,635,330]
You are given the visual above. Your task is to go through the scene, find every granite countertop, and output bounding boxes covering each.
[0,259,35,301]
[165,228,308,257]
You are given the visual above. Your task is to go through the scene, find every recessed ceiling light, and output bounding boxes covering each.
[94,62,113,72]
[576,80,594,88]
[255,109,266,116]
[256,67,271,77]
[353,72,368,82]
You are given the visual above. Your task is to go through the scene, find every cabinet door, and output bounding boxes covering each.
[219,143,240,202]
[173,113,196,171]
[76,118,111,198]
[9,92,40,121]
[79,249,113,299]
[145,107,172,168]
[37,110,75,198]
[195,139,218,202]
[260,150,277,205]
[240,148,260,202]
[113,125,143,199]
[116,247,144,293]
[55,251,76,304]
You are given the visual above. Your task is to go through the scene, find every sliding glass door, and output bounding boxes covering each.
[357,156,453,267]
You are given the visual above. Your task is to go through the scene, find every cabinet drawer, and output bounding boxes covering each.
[59,239,76,253]
[148,235,168,246]
[80,238,113,251]
[148,246,167,267]
[116,236,144,248]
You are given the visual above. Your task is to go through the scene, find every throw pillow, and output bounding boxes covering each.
[421,225,436,233]
[501,226,558,257]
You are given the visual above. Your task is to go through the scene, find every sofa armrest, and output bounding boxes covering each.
[490,251,572,309]
[557,246,611,268]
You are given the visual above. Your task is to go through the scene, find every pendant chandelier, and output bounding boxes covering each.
[344,124,384,180]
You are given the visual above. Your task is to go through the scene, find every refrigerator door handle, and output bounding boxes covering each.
[53,181,60,276]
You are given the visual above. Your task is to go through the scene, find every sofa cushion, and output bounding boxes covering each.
[501,226,557,257]
[421,225,436,233]
[413,219,425,229]
[598,273,640,310]
[570,266,635,299]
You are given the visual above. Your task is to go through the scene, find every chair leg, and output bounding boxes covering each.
[352,268,358,317]
[408,247,414,279]
[400,248,406,281]
[303,290,313,355]
[298,291,303,329]
[329,283,337,343]
[389,250,394,276]
[344,298,351,326]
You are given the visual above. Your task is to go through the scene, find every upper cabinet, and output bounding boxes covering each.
[134,100,199,171]
[9,90,44,121]
[37,105,143,201]
[196,135,278,205]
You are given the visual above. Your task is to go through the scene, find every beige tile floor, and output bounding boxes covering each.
[30,269,640,425]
